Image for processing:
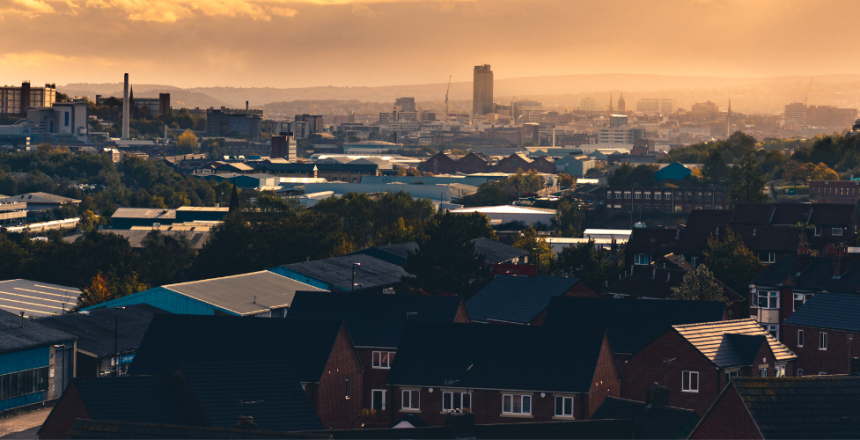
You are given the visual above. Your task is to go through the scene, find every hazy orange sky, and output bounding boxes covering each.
[2,0,860,88]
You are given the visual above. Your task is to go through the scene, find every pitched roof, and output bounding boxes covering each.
[37,304,168,358]
[783,293,860,332]
[0,279,81,317]
[65,420,324,439]
[731,225,804,252]
[70,376,202,426]
[286,292,464,348]
[769,203,812,225]
[729,376,860,439]
[319,419,637,439]
[542,297,726,355]
[281,254,409,292]
[0,192,81,204]
[0,309,77,354]
[103,229,210,249]
[672,319,796,367]
[130,315,347,382]
[467,275,582,324]
[176,362,323,432]
[624,229,680,254]
[809,203,857,226]
[608,266,685,299]
[731,203,775,225]
[111,208,176,220]
[590,397,699,439]
[386,322,607,393]
[354,238,526,267]
[751,255,840,292]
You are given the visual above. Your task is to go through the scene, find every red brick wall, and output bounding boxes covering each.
[529,309,547,326]
[422,153,458,175]
[314,326,364,429]
[587,335,621,418]
[458,154,489,174]
[563,282,599,298]
[782,325,855,375]
[689,384,762,439]
[454,302,471,323]
[357,348,392,411]
[39,384,89,440]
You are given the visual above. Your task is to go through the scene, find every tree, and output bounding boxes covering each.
[513,227,553,275]
[701,148,729,184]
[79,270,148,308]
[137,231,197,286]
[175,130,198,154]
[254,191,304,215]
[703,228,764,309]
[607,164,657,187]
[726,151,769,204]
[229,182,239,213]
[669,265,731,312]
[556,173,577,188]
[782,161,805,187]
[810,162,839,181]
[552,240,621,295]
[552,198,584,237]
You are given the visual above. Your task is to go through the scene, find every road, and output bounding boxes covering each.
[0,407,51,439]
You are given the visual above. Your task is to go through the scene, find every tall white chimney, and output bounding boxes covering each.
[122,73,129,140]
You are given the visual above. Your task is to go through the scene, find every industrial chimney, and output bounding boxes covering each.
[122,73,130,140]
[246,101,249,111]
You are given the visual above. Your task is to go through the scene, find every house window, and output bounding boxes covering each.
[442,392,471,412]
[0,367,49,400]
[372,351,395,369]
[715,192,723,201]
[554,396,574,418]
[624,192,631,199]
[814,227,821,236]
[634,253,651,265]
[614,192,622,199]
[654,192,662,200]
[797,369,803,377]
[345,379,350,398]
[644,192,651,200]
[402,390,420,410]
[797,329,804,348]
[690,256,697,267]
[760,368,768,377]
[502,394,532,415]
[681,371,699,393]
[725,370,738,383]
[776,364,786,378]
[372,390,386,410]
[757,291,779,309]
[760,252,776,263]
[832,228,843,236]
[634,192,641,200]
[793,294,810,312]
[766,325,779,340]
[819,332,828,350]
[64,112,69,127]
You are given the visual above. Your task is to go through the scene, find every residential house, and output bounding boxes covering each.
[0,309,76,413]
[386,323,620,426]
[0,279,80,317]
[130,315,364,429]
[732,202,859,249]
[689,376,860,439]
[273,254,409,293]
[622,319,797,415]
[82,271,326,317]
[467,275,596,325]
[590,396,700,439]
[37,304,168,378]
[286,292,469,425]
[782,293,860,376]
[352,237,529,267]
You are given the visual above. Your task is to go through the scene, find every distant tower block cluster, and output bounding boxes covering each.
[472,64,494,116]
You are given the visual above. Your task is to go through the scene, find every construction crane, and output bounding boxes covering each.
[803,77,814,106]
[445,75,451,116]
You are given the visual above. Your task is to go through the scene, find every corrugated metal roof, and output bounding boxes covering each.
[111,208,176,220]
[0,309,77,354]
[0,279,81,317]
[673,319,796,367]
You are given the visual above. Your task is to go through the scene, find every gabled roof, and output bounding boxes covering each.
[590,397,699,439]
[130,315,347,382]
[809,203,857,226]
[542,297,726,355]
[731,203,775,225]
[625,229,679,254]
[729,377,860,439]
[280,254,409,292]
[286,292,464,348]
[731,225,804,252]
[70,376,202,426]
[0,279,81,317]
[783,293,860,332]
[176,362,323,432]
[752,255,836,291]
[467,275,582,324]
[672,319,796,368]
[65,420,324,439]
[0,309,77,354]
[608,266,685,299]
[769,203,812,225]
[37,304,168,358]
[386,322,607,393]
[317,419,637,439]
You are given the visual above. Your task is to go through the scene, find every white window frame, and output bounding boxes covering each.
[634,253,650,265]
[624,192,631,199]
[757,291,779,309]
[832,227,843,236]
[644,192,651,200]
[665,193,672,200]
[681,371,699,393]
[819,332,828,350]
[634,192,642,200]
[797,329,804,348]
[776,364,786,378]
[401,390,420,410]
[797,368,803,377]
[761,252,776,263]
[554,396,574,418]
[372,351,395,369]
[814,226,821,236]
[725,370,738,383]
[766,324,779,340]
[442,391,471,412]
[372,389,387,410]
[654,192,662,200]
[502,394,532,415]
[793,293,808,312]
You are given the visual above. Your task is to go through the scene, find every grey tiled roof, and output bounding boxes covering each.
[590,397,699,439]
[467,275,582,324]
[783,293,860,332]
[0,309,77,354]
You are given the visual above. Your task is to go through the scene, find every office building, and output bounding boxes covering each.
[610,114,628,127]
[598,126,646,144]
[784,102,807,125]
[0,82,56,117]
[580,97,597,113]
[27,101,90,143]
[394,97,416,112]
[271,132,296,160]
[807,105,858,127]
[473,64,494,116]
[420,110,436,123]
[637,98,674,115]
[691,101,719,122]
[207,107,263,138]
[294,114,323,136]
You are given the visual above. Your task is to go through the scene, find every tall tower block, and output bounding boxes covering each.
[472,65,494,117]
[122,73,130,140]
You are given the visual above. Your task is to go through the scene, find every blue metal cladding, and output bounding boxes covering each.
[0,346,50,375]
[655,162,692,182]
[268,267,332,290]
[0,392,44,412]
[81,287,235,316]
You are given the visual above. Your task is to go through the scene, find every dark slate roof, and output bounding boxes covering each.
[731,225,804,252]
[130,315,346,383]
[590,397,699,439]
[467,275,582,324]
[770,203,812,225]
[825,261,860,294]
[37,304,169,358]
[752,255,840,292]
[354,238,526,267]
[542,297,726,355]
[609,266,685,299]
[730,377,860,439]
[783,293,860,332]
[177,362,323,432]
[281,254,409,291]
[730,203,856,228]
[65,420,326,439]
[286,292,463,348]
[319,419,636,440]
[685,209,734,231]
[625,229,680,255]
[809,203,857,226]
[731,203,775,225]
[386,322,606,393]
[70,376,202,426]
[0,309,76,355]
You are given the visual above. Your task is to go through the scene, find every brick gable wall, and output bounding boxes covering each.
[783,324,854,375]
[39,383,89,440]
[689,384,762,439]
[314,326,364,429]
[454,302,471,323]
[587,335,621,418]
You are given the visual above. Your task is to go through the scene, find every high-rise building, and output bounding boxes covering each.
[207,107,263,138]
[617,94,626,113]
[271,132,296,160]
[394,97,416,112]
[0,82,56,117]
[807,105,858,127]
[784,102,807,125]
[610,114,628,127]
[691,101,719,122]
[294,114,324,135]
[472,65,494,116]
[580,97,597,113]
[421,110,436,123]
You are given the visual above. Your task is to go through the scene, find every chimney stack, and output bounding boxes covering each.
[246,101,249,111]
[122,73,130,140]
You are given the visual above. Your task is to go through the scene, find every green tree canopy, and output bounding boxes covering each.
[727,151,769,205]
[137,231,197,286]
[552,198,585,237]
[512,227,553,275]
[704,227,764,309]
[552,240,621,295]
[669,264,732,313]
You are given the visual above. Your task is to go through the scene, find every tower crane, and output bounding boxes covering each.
[803,77,814,106]
[445,75,451,116]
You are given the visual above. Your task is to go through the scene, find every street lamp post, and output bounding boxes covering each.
[114,306,125,377]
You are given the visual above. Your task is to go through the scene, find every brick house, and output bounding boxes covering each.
[809,179,860,204]
[749,244,860,342]
[129,315,364,429]
[622,319,797,416]
[732,202,859,249]
[386,323,620,426]
[782,293,860,376]
[689,376,860,439]
[467,275,596,325]
[285,292,469,425]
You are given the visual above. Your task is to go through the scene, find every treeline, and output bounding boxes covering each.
[462,170,547,207]
[88,100,207,139]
